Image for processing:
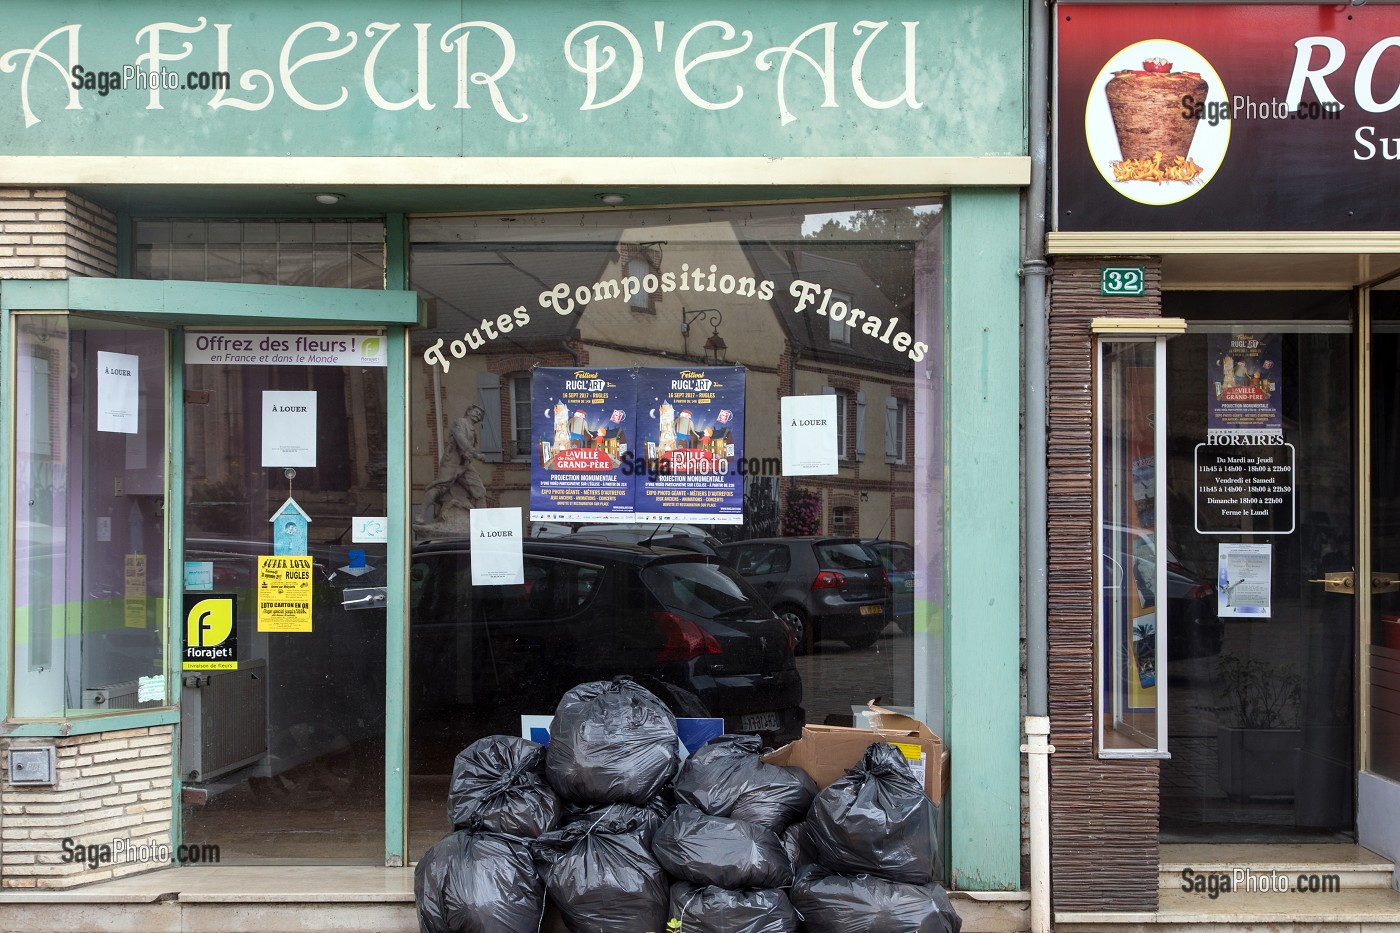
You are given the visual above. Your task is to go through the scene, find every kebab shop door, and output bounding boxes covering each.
[180,330,390,862]
[1157,305,1356,843]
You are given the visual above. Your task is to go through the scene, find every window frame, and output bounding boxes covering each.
[1094,335,1170,759]
[509,372,533,457]
[828,290,855,345]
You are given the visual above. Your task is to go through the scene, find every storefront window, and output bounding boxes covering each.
[10,313,169,718]
[1097,338,1166,755]
[405,199,944,854]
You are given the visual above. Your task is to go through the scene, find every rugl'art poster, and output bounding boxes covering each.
[529,367,636,522]
[633,367,746,524]
[1208,333,1282,437]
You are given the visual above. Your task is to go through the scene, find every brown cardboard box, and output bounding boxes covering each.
[763,704,948,805]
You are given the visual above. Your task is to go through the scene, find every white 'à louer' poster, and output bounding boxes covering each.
[781,394,839,476]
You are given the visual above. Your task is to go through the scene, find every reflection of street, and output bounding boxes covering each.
[796,623,915,726]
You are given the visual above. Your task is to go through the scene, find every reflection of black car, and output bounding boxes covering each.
[409,539,804,746]
[1103,525,1222,662]
[718,537,892,653]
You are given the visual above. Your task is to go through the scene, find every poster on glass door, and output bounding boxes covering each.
[1218,542,1272,618]
[1208,333,1282,440]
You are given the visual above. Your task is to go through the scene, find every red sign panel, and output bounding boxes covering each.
[1057,4,1400,231]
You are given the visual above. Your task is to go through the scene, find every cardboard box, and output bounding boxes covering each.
[763,704,949,805]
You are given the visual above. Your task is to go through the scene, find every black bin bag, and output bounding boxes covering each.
[674,734,817,832]
[790,865,962,933]
[532,803,669,933]
[652,804,793,890]
[561,798,673,848]
[414,830,543,933]
[448,735,560,838]
[545,679,679,805]
[669,881,800,933]
[782,821,818,876]
[805,741,937,884]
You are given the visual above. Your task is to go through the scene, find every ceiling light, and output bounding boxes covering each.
[596,193,627,206]
[314,193,344,205]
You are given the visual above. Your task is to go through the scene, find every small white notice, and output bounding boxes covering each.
[781,395,839,476]
[1218,543,1272,618]
[352,517,389,544]
[261,391,317,467]
[470,507,524,586]
[97,351,139,434]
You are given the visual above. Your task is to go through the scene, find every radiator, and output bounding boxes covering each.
[180,659,268,783]
[82,680,142,710]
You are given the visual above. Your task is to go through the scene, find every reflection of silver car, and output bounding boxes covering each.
[719,537,892,653]
[1103,525,1221,661]
[863,539,915,633]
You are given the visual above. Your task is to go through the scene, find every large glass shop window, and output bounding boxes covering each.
[405,200,944,854]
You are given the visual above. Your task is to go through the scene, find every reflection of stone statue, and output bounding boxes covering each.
[416,405,487,535]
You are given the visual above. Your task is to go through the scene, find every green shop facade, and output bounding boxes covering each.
[0,0,1028,911]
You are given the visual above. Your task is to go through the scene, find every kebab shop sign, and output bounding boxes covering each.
[1060,5,1400,230]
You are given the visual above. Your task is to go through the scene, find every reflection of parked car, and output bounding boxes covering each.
[1103,525,1221,661]
[409,538,804,745]
[718,537,892,653]
[863,539,915,633]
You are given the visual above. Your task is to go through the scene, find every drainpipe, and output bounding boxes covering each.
[1023,0,1053,930]
[1023,718,1054,933]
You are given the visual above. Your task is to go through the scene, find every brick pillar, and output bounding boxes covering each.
[0,188,118,279]
[0,189,172,889]
[1046,256,1163,912]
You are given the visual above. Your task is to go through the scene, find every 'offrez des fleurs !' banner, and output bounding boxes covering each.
[1058,4,1400,231]
[530,366,745,524]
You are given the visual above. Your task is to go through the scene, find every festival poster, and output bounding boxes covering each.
[633,367,746,524]
[529,367,636,522]
[1208,333,1282,436]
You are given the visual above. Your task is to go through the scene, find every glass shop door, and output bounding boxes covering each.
[178,330,390,863]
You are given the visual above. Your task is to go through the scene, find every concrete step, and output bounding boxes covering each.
[1160,843,1397,892]
[1057,845,1400,933]
[1057,885,1400,933]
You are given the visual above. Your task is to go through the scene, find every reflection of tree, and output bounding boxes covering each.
[802,207,939,314]
[711,476,780,543]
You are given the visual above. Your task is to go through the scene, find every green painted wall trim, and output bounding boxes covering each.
[385,214,409,293]
[945,187,1022,890]
[0,299,12,722]
[384,326,408,867]
[4,710,181,737]
[1,278,418,324]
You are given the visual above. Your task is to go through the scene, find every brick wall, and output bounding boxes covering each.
[0,187,118,279]
[1,728,175,888]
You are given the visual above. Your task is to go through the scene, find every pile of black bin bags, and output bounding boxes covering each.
[414,679,962,933]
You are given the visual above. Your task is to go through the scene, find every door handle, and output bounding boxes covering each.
[1373,572,1399,594]
[1308,571,1355,595]
[342,587,387,609]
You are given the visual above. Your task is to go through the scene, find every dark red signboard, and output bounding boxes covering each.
[1057,4,1400,231]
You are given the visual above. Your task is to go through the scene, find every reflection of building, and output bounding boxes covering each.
[408,217,790,520]
[746,234,931,545]
[409,213,935,550]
